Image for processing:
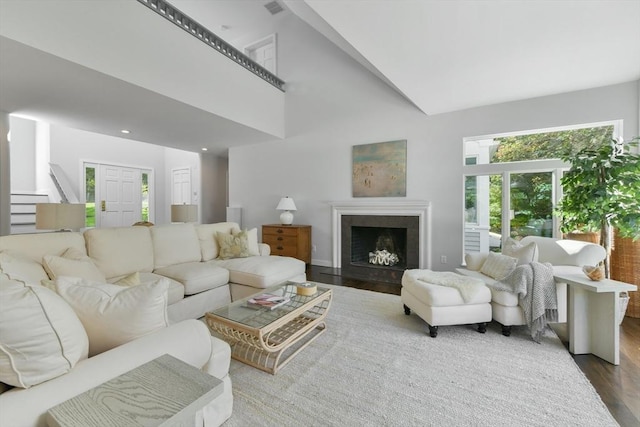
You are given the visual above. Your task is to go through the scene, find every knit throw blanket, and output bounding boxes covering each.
[488,262,558,343]
[417,271,486,303]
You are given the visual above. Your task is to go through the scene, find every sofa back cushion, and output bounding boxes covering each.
[520,236,606,266]
[196,222,241,261]
[0,232,86,264]
[150,224,201,269]
[84,226,154,279]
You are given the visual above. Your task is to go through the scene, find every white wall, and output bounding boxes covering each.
[228,14,640,269]
[0,0,284,138]
[8,116,35,192]
[0,111,10,235]
[200,153,228,224]
[49,126,178,225]
[164,147,201,222]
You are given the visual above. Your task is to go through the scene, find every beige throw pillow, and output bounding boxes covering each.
[56,277,169,357]
[217,231,251,260]
[42,248,106,283]
[480,252,518,280]
[502,238,539,266]
[232,228,260,256]
[0,279,89,388]
[114,272,141,286]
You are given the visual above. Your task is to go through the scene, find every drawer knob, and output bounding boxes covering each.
[277,246,284,250]
[277,237,283,241]
[277,229,283,233]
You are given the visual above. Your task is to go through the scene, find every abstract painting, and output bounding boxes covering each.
[352,140,406,197]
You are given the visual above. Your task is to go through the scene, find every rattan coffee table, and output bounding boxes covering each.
[205,282,332,374]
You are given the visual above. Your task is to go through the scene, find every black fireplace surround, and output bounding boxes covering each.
[341,215,419,284]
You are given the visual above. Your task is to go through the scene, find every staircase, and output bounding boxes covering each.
[10,193,49,234]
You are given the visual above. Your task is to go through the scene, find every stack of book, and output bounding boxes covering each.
[247,294,290,310]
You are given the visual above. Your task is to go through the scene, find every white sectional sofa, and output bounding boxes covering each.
[0,221,306,426]
[456,235,606,335]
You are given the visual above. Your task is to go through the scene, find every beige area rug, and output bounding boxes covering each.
[222,285,617,426]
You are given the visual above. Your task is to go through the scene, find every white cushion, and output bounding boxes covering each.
[42,248,106,282]
[150,224,202,269]
[502,238,539,266]
[401,270,491,307]
[0,279,89,388]
[0,251,49,285]
[55,277,169,357]
[84,226,154,279]
[153,262,229,295]
[480,252,518,280]
[464,252,489,271]
[0,232,86,265]
[196,222,241,261]
[210,255,306,288]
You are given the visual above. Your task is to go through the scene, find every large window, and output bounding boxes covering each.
[463,122,618,255]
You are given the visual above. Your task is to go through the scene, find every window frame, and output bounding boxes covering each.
[462,120,622,259]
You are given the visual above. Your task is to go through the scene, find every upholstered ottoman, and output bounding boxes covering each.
[401,269,492,337]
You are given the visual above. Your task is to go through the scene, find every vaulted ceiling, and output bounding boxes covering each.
[1,0,638,154]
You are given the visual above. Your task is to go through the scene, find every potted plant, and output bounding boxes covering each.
[556,136,640,278]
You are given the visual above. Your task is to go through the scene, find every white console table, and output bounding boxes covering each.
[554,273,636,365]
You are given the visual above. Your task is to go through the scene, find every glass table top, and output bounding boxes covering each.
[208,282,330,329]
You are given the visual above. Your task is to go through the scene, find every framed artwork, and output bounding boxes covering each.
[352,140,407,197]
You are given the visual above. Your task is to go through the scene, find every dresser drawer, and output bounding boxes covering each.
[262,226,300,237]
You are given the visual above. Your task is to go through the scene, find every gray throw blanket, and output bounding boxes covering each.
[488,262,558,343]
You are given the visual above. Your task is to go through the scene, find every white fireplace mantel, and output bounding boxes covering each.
[330,200,432,269]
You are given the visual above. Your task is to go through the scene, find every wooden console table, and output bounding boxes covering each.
[554,273,637,365]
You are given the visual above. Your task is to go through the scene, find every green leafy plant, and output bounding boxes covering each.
[556,137,640,276]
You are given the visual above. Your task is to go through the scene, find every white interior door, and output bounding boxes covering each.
[172,168,191,204]
[100,165,140,227]
[245,34,276,74]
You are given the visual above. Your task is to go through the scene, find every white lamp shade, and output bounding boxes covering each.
[36,203,86,230]
[171,204,198,223]
[276,197,297,211]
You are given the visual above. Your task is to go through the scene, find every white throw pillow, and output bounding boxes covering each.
[0,279,89,388]
[464,252,489,271]
[480,252,518,280]
[502,238,539,266]
[42,248,106,283]
[233,228,260,256]
[0,251,49,285]
[55,277,169,357]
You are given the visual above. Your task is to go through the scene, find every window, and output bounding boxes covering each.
[141,172,149,222]
[463,121,620,255]
[84,165,96,228]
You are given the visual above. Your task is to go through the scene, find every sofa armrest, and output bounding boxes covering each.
[259,243,271,256]
[0,320,230,427]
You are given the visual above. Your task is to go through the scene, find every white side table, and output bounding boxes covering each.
[554,273,636,365]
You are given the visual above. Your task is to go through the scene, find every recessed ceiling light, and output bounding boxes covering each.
[120,129,131,134]
[201,148,208,151]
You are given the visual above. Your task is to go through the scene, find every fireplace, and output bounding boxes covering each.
[331,200,432,281]
[341,215,420,284]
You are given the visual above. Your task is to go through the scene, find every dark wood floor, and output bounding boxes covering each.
[307,265,640,427]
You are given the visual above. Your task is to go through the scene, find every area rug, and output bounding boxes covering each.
[223,285,617,426]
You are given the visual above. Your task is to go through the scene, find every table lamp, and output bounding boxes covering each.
[276,196,296,225]
[36,203,86,231]
[171,204,198,223]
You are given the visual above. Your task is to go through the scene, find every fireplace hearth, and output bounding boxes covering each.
[341,215,419,284]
